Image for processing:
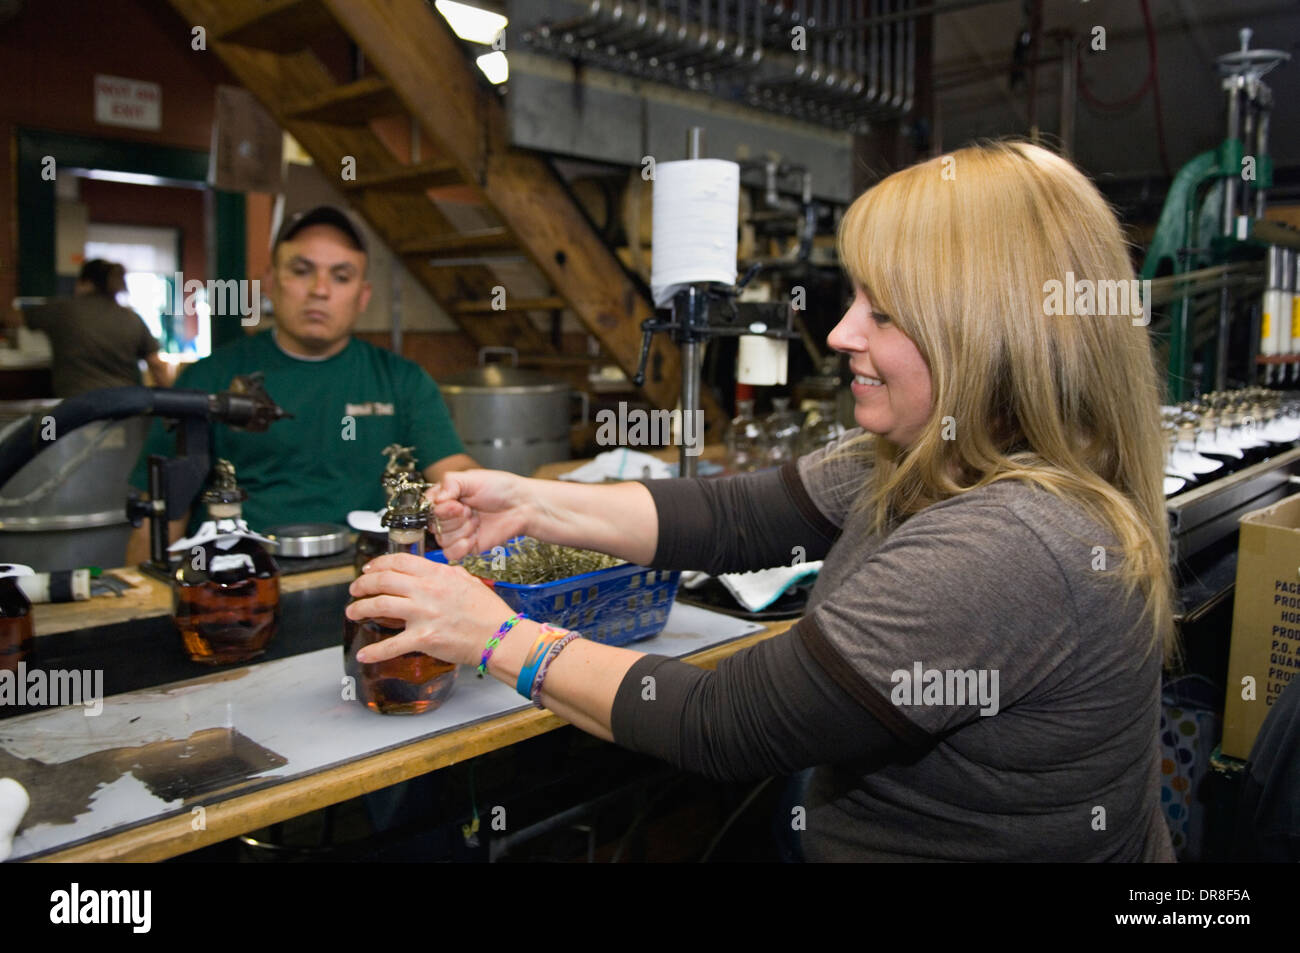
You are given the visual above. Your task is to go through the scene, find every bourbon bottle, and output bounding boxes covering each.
[0,564,35,674]
[173,459,280,665]
[344,474,457,714]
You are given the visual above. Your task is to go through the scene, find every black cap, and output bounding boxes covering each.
[273,205,367,254]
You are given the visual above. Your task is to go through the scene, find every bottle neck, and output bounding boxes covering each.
[209,502,242,520]
[388,526,426,557]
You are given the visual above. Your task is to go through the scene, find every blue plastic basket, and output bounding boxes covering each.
[427,546,680,647]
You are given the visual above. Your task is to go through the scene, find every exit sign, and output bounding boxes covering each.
[94,75,161,130]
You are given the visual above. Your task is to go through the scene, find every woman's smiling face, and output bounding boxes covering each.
[827,285,934,446]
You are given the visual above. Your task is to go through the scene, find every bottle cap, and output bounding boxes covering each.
[382,472,431,531]
[0,564,34,580]
[200,459,249,505]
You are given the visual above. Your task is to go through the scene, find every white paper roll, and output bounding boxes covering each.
[651,159,740,307]
[736,335,789,386]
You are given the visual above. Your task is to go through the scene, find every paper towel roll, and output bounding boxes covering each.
[651,159,740,307]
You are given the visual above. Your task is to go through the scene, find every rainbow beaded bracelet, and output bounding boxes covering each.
[478,612,527,677]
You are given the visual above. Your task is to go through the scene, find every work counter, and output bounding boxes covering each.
[5,561,791,863]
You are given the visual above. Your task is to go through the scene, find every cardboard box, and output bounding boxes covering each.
[1223,493,1300,758]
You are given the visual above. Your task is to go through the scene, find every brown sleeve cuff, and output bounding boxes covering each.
[796,615,933,752]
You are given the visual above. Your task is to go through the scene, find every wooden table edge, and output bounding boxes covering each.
[32,618,796,863]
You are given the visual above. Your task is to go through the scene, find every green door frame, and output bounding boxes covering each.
[16,128,247,348]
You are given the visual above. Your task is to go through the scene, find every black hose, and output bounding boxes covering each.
[0,386,212,488]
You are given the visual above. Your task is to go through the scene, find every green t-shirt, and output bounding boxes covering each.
[130,331,465,533]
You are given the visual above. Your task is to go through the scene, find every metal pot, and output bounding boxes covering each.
[437,349,587,476]
[0,400,148,571]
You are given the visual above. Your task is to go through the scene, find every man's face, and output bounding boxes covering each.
[268,224,371,355]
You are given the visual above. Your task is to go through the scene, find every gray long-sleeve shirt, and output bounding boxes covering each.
[611,431,1175,862]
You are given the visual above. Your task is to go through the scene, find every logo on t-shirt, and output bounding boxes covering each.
[344,402,395,416]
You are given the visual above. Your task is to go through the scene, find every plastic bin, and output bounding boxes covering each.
[427,546,680,647]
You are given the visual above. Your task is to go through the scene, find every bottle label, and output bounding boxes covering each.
[210,553,256,574]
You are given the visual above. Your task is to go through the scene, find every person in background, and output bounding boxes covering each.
[348,142,1176,862]
[125,205,477,564]
[9,258,174,397]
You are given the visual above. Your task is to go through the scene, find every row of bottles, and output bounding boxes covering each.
[726,397,846,472]
[1164,389,1300,497]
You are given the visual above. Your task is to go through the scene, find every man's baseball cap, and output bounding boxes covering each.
[273,205,367,254]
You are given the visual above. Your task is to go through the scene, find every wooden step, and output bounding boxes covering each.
[213,0,335,52]
[285,77,404,125]
[396,228,515,258]
[342,159,462,193]
[450,296,566,315]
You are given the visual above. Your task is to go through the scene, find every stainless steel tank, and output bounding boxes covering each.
[437,357,586,476]
[0,400,148,571]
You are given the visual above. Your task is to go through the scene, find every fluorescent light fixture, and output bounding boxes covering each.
[435,0,507,45]
[476,50,509,84]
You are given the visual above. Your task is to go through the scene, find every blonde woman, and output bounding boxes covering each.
[348,141,1176,862]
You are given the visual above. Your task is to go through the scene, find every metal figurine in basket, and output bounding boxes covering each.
[343,472,458,714]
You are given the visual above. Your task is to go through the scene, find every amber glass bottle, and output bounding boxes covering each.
[343,474,457,714]
[0,564,34,673]
[173,460,281,665]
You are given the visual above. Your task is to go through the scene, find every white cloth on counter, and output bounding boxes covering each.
[168,519,275,552]
[0,778,30,862]
[559,449,676,482]
[681,561,823,613]
[347,509,386,534]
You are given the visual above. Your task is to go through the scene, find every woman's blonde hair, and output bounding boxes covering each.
[835,140,1175,665]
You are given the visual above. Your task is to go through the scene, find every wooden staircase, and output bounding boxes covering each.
[168,0,721,429]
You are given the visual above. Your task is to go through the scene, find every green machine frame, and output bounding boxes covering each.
[1139,30,1289,403]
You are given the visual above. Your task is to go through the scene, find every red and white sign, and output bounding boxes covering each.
[94,75,162,130]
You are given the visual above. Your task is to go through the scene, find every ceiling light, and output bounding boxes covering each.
[435,1,507,45]
[476,50,509,85]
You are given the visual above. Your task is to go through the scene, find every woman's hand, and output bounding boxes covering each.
[429,469,533,562]
[346,553,515,665]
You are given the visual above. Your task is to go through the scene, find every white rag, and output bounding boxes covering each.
[558,449,675,483]
[682,561,823,613]
[0,778,30,862]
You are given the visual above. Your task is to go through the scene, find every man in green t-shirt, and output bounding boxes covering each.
[125,206,477,563]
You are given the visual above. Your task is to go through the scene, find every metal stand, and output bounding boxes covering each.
[632,127,798,477]
[125,373,291,570]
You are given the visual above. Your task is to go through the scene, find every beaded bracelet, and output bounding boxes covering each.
[478,612,528,677]
[529,628,581,709]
